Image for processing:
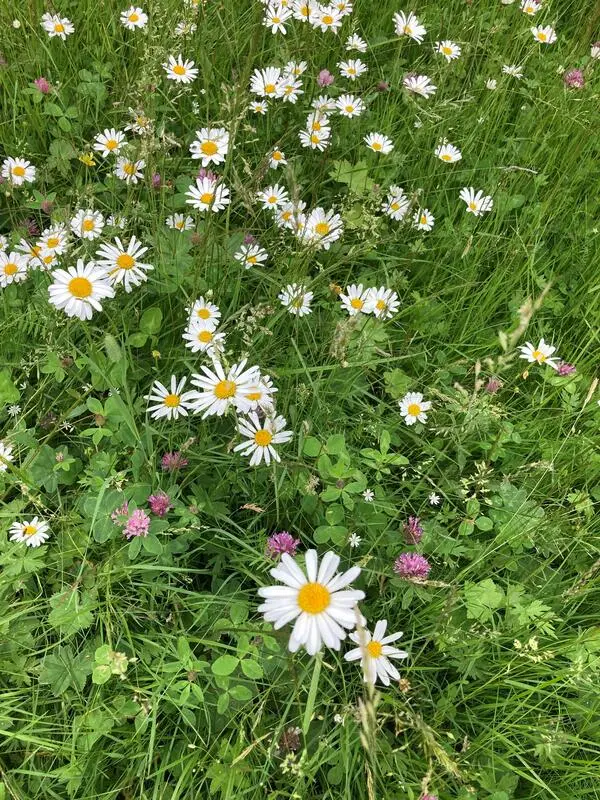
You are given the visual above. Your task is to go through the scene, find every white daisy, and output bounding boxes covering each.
[459,187,494,216]
[269,148,287,168]
[263,3,293,34]
[250,67,282,97]
[235,243,269,269]
[336,93,364,117]
[187,296,221,329]
[1,157,36,186]
[40,12,74,39]
[243,373,278,413]
[234,413,293,466]
[276,201,306,230]
[399,391,431,425]
[279,283,313,316]
[249,100,268,114]
[340,284,373,316]
[344,620,408,686]
[257,183,289,210]
[0,251,29,288]
[114,157,145,184]
[338,58,368,80]
[312,95,337,114]
[345,33,367,52]
[48,259,115,320]
[518,338,559,368]
[531,25,556,44]
[414,208,435,231]
[70,209,105,240]
[92,128,126,157]
[313,6,343,33]
[185,176,231,212]
[368,287,400,319]
[124,111,153,135]
[403,74,437,98]
[189,127,230,166]
[95,236,153,292]
[335,0,353,14]
[292,0,319,23]
[521,0,541,14]
[163,54,198,83]
[435,40,461,62]
[182,324,226,355]
[435,143,462,163]
[364,132,394,154]
[299,207,344,249]
[257,549,365,655]
[284,60,308,76]
[502,64,524,78]
[393,11,426,43]
[382,186,411,221]
[145,376,196,420]
[188,359,260,418]
[299,128,330,151]
[276,75,304,103]
[0,441,14,472]
[9,517,51,547]
[39,224,69,256]
[120,6,148,29]
[166,213,194,232]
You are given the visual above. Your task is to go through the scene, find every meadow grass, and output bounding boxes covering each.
[1,0,600,798]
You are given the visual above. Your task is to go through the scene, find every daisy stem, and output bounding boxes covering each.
[302,651,323,737]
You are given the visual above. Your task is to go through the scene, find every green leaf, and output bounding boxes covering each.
[104,334,122,363]
[39,646,93,696]
[240,659,263,679]
[475,516,494,531]
[302,437,322,457]
[464,579,505,622]
[325,434,346,455]
[128,332,148,348]
[379,430,391,455]
[141,534,163,555]
[44,102,64,117]
[48,589,95,636]
[229,684,253,701]
[0,369,20,404]
[325,504,344,525]
[321,486,341,502]
[140,307,163,334]
[92,665,112,685]
[458,520,474,536]
[211,655,239,676]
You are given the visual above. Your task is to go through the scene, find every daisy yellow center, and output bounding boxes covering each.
[273,151,282,160]
[345,105,355,113]
[246,391,262,400]
[173,64,186,75]
[391,202,400,211]
[82,219,95,231]
[284,85,293,94]
[298,582,331,614]
[322,14,334,25]
[4,263,18,275]
[376,299,386,310]
[367,640,383,658]
[197,308,211,319]
[200,192,214,204]
[43,254,54,264]
[47,237,60,248]
[254,429,273,447]
[532,350,546,362]
[282,211,292,221]
[116,253,135,269]
[129,12,139,21]
[351,298,364,309]
[264,83,276,94]
[12,165,26,177]
[442,45,452,55]
[106,138,118,150]
[55,23,64,32]
[272,15,280,23]
[214,379,236,399]
[201,141,218,156]
[292,297,303,308]
[68,277,93,298]
[300,5,309,16]
[198,330,213,343]
[469,201,477,210]
[310,134,320,144]
[164,394,180,407]
[420,215,427,225]
[404,25,412,34]
[537,32,547,41]
[407,403,421,416]
[247,255,258,264]
[175,221,185,229]
[125,162,139,176]
[268,195,277,204]
[315,221,330,236]
[347,67,356,75]
[23,525,38,536]
[441,153,452,161]
[32,246,42,256]
[312,120,322,131]
[371,142,383,151]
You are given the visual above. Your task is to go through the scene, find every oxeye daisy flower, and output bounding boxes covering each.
[189,359,259,418]
[163,54,198,83]
[249,100,268,114]
[279,283,313,316]
[187,296,221,328]
[313,6,343,33]
[48,259,115,320]
[235,243,269,269]
[243,373,278,413]
[518,338,559,368]
[502,64,524,78]
[234,413,293,466]
[338,58,368,80]
[15,240,42,267]
[276,75,304,103]
[120,6,148,29]
[312,95,337,113]
[257,549,365,655]
[403,74,437,98]
[300,207,344,249]
[185,176,231,212]
[250,66,282,97]
[107,214,127,229]
[284,60,308,76]
[292,0,319,23]
[393,11,426,43]
[1,157,36,186]
[345,620,408,685]
[399,391,431,425]
[93,128,126,157]
[175,20,197,36]
[335,0,353,14]
[114,157,145,184]
[368,287,400,319]
[41,12,74,39]
[189,127,230,166]
[166,213,194,232]
[306,110,331,134]
[382,186,410,221]
[257,184,289,210]
[263,3,292,34]
[521,0,541,14]
[414,208,434,230]
[459,187,494,216]
[70,209,105,240]
[531,25,556,44]
[39,225,69,256]
[124,110,153,135]
[182,324,226,355]
[346,33,367,52]
[435,40,461,62]
[299,128,331,151]
[336,93,364,117]
[591,42,600,59]
[364,132,394,154]
[435,142,462,163]
[0,251,28,288]
[269,148,287,168]
[9,517,50,547]
[0,441,14,471]
[95,235,153,292]
[276,201,306,229]
[339,284,374,316]
[145,376,196,420]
